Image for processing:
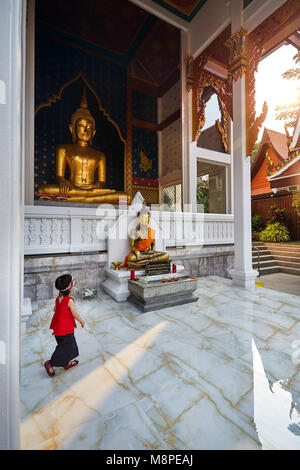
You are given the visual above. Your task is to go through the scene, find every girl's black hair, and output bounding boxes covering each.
[55,274,73,297]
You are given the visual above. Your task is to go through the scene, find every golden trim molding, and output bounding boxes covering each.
[185,56,193,92]
[194,71,229,152]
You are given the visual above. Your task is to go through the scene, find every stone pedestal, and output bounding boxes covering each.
[103,264,185,302]
[128,273,197,312]
[103,191,171,302]
[102,268,145,302]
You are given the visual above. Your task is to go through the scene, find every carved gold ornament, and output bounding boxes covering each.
[185,56,194,92]
[266,150,274,172]
[139,147,152,173]
[285,123,293,149]
[225,27,248,83]
[195,71,230,152]
[245,39,268,156]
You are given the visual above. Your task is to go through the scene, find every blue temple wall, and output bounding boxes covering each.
[35,32,127,195]
[132,126,158,183]
[35,30,158,197]
[132,90,157,124]
[131,90,158,185]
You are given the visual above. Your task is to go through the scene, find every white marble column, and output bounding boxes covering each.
[0,0,24,450]
[229,0,258,289]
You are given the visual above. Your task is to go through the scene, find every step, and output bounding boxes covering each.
[258,266,280,275]
[266,243,300,250]
[267,249,300,257]
[277,260,300,269]
[252,256,276,265]
[273,255,300,264]
[253,260,278,269]
[252,254,274,262]
[252,248,271,256]
[265,244,300,253]
[252,254,272,261]
[264,243,300,248]
[279,266,300,276]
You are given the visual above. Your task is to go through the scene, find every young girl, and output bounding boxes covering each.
[44,274,85,377]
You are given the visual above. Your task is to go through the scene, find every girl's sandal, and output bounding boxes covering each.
[64,360,79,371]
[44,360,55,377]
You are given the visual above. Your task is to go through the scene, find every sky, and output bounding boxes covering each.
[255,44,298,139]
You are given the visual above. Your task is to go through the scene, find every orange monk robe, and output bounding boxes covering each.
[121,227,155,268]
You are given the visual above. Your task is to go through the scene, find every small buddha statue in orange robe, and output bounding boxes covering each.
[125,204,169,269]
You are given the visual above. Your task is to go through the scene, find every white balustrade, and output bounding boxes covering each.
[24,205,234,255]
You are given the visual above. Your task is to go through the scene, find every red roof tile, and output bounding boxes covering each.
[262,128,289,160]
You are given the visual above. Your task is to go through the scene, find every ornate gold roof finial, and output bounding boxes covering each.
[80,88,88,109]
[284,122,292,149]
[225,27,248,83]
[70,88,95,142]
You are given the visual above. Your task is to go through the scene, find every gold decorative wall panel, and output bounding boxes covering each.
[132,185,159,205]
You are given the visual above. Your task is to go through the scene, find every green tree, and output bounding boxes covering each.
[250,141,260,165]
[275,51,300,129]
[267,204,288,225]
[196,184,209,213]
[259,222,290,243]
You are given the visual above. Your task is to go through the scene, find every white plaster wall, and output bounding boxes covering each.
[129,0,188,31]
[189,0,230,58]
[189,0,287,58]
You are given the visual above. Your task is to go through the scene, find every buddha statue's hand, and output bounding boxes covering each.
[134,250,141,260]
[57,177,72,195]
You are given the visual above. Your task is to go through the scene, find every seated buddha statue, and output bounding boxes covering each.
[124,204,169,269]
[37,89,130,204]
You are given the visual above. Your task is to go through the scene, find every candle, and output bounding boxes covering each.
[172,263,177,273]
[130,270,135,280]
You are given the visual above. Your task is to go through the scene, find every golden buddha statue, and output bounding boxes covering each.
[123,204,170,269]
[37,90,130,204]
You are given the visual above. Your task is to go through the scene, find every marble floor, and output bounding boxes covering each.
[21,276,300,450]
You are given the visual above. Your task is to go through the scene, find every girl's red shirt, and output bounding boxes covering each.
[50,296,77,336]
